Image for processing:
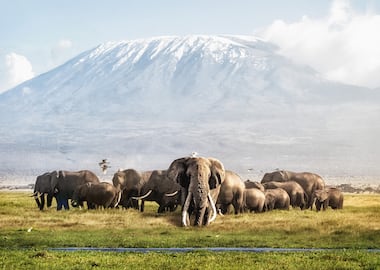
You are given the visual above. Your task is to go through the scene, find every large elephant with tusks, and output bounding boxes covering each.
[32,171,58,210]
[132,170,181,213]
[167,157,225,227]
[112,169,152,209]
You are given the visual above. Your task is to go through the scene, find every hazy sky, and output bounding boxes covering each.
[1,0,380,93]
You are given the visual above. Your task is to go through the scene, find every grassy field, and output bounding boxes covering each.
[0,191,379,269]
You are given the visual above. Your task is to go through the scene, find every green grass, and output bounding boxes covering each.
[0,192,380,269]
[1,249,379,270]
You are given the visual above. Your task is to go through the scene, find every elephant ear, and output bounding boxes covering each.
[320,190,329,201]
[207,157,225,189]
[59,170,66,179]
[261,173,272,183]
[167,157,190,188]
[279,170,290,181]
[50,171,60,194]
[314,189,325,201]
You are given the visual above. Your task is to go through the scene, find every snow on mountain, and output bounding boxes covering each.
[0,35,379,185]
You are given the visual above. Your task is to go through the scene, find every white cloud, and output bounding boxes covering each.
[58,39,73,49]
[51,39,74,65]
[257,0,380,88]
[0,52,35,94]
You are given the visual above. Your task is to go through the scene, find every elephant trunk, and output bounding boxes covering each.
[194,192,217,226]
[195,206,207,226]
[182,191,217,227]
[33,191,46,210]
[33,191,42,209]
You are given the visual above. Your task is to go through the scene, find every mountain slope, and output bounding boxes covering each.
[0,35,379,184]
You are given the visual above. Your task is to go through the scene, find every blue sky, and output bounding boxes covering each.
[1,0,380,92]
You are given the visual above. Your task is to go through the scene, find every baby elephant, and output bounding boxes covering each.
[244,188,265,213]
[264,188,290,211]
[72,182,121,209]
[313,187,343,211]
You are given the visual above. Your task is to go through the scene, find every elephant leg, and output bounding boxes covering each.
[87,202,95,209]
[47,194,53,208]
[315,201,321,211]
[65,200,70,210]
[40,194,45,210]
[55,194,65,211]
[132,199,139,210]
[140,200,145,212]
[57,199,63,211]
[171,204,178,212]
[323,200,328,211]
[157,204,165,213]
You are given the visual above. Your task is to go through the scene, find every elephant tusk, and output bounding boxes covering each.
[165,190,179,197]
[32,192,43,198]
[182,191,192,227]
[207,193,217,224]
[131,190,152,200]
[114,190,122,208]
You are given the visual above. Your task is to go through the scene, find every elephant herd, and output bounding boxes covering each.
[32,156,344,227]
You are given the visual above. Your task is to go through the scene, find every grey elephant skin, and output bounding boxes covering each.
[33,171,57,210]
[167,157,225,227]
[216,170,245,214]
[243,183,265,213]
[262,181,308,209]
[313,187,344,211]
[112,169,152,209]
[261,170,325,208]
[264,188,290,211]
[134,170,181,213]
[51,170,100,210]
[244,180,265,192]
[72,182,121,209]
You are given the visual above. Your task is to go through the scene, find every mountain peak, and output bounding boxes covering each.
[75,35,275,70]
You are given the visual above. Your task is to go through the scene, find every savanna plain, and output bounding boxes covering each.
[0,191,379,269]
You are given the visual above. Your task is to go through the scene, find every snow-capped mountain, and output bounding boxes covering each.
[0,35,379,185]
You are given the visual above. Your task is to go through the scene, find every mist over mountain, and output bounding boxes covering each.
[0,35,379,185]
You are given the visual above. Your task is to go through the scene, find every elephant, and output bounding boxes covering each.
[244,180,265,191]
[51,170,100,210]
[167,156,225,227]
[264,188,290,211]
[132,170,181,213]
[243,187,265,213]
[72,182,121,209]
[261,170,325,209]
[32,171,57,210]
[262,181,308,209]
[313,187,344,211]
[216,170,245,215]
[112,169,152,209]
